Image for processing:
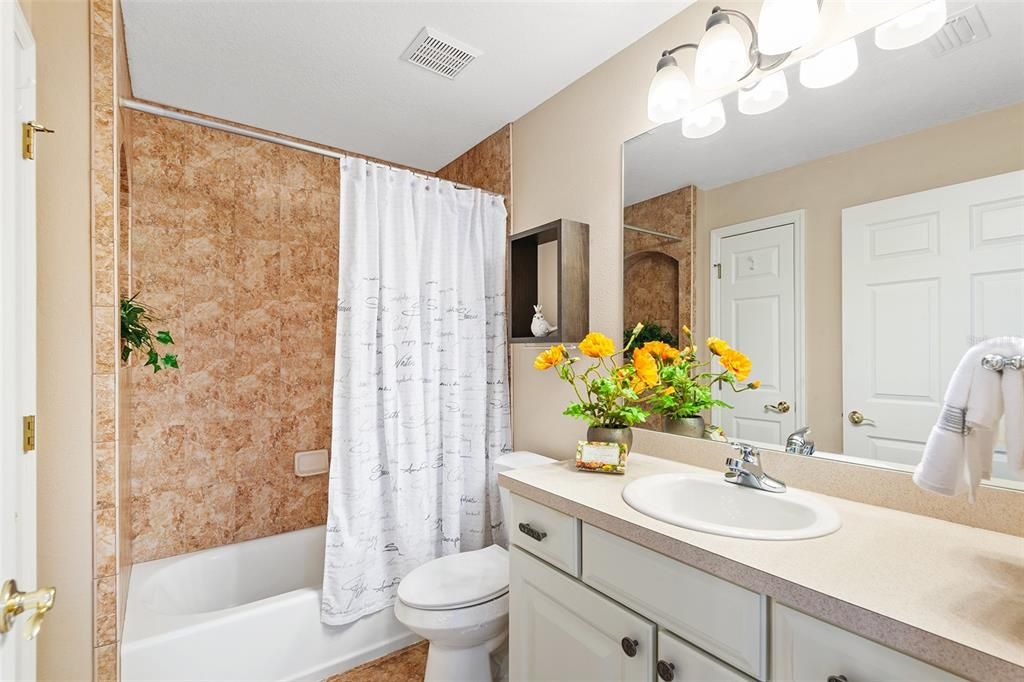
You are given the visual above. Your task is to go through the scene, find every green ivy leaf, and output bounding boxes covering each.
[162,354,179,369]
[155,331,174,345]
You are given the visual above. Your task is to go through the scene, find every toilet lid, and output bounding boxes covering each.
[398,545,509,610]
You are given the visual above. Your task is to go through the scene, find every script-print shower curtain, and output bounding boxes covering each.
[322,157,511,625]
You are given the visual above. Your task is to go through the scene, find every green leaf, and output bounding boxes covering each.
[155,331,174,345]
[162,354,179,369]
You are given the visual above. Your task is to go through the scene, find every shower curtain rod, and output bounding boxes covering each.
[118,98,503,197]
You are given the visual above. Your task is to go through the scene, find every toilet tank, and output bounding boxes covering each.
[495,451,555,547]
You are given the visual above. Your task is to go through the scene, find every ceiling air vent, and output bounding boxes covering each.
[400,27,480,80]
[927,4,991,57]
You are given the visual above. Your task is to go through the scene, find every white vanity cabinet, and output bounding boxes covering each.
[771,604,962,682]
[507,493,965,682]
[509,546,656,681]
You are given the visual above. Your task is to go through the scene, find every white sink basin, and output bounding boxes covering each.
[622,473,841,540]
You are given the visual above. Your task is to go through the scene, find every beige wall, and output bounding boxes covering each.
[694,103,1024,452]
[23,0,96,679]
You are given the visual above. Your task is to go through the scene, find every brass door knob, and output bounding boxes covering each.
[764,401,791,414]
[848,410,875,426]
[2,579,56,639]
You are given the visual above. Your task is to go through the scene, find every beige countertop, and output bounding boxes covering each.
[499,453,1024,682]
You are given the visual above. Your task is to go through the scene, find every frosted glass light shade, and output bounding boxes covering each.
[682,99,726,139]
[799,39,859,89]
[647,63,692,123]
[758,0,820,55]
[695,21,749,90]
[875,0,947,50]
[738,71,789,115]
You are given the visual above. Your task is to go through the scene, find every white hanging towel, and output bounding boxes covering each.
[914,337,1024,501]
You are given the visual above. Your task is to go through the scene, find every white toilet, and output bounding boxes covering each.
[394,451,554,682]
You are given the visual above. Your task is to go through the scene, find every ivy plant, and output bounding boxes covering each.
[120,294,178,373]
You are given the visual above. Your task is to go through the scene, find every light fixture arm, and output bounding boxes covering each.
[709,6,790,80]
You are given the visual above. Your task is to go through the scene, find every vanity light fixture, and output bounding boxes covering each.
[694,14,750,89]
[682,99,727,139]
[874,0,948,50]
[737,71,788,115]
[799,38,859,89]
[647,52,694,123]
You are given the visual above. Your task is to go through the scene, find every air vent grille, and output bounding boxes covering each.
[401,27,480,80]
[928,4,991,57]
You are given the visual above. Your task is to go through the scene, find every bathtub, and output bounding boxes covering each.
[122,525,419,682]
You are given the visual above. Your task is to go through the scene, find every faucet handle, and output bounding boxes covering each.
[731,442,760,463]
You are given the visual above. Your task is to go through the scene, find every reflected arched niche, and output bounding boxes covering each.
[623,249,680,336]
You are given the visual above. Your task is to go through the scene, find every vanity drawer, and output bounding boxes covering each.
[658,630,752,682]
[771,604,963,681]
[509,494,580,576]
[582,524,765,679]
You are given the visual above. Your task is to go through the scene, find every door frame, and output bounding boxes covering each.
[1,1,38,676]
[709,210,807,434]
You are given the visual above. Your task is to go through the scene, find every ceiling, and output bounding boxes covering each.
[624,1,1024,204]
[121,0,693,172]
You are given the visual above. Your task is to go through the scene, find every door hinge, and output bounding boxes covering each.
[22,121,55,160]
[23,415,35,453]
[713,263,722,279]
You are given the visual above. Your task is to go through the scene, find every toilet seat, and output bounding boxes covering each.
[398,545,509,611]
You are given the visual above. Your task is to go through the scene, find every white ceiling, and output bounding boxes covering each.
[624,1,1024,204]
[121,0,693,172]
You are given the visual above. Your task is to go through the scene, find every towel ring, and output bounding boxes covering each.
[981,354,1023,372]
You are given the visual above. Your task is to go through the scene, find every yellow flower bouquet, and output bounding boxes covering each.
[533,325,656,430]
[644,326,760,423]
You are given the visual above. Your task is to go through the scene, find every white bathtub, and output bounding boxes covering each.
[122,525,419,681]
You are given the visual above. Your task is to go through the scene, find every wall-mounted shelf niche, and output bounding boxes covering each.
[509,218,589,344]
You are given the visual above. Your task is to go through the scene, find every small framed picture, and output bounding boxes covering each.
[575,440,628,475]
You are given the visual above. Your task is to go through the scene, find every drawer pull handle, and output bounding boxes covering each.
[657,659,675,681]
[827,676,848,682]
[620,637,638,657]
[518,522,547,542]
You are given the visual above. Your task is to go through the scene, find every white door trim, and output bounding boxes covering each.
[709,210,806,433]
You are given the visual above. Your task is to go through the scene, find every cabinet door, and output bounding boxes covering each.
[509,546,655,682]
[657,630,752,682]
[772,604,963,681]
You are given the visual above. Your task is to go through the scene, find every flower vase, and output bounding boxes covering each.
[587,425,633,454]
[664,415,706,439]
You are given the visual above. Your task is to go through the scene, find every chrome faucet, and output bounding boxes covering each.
[725,443,786,493]
[785,427,815,456]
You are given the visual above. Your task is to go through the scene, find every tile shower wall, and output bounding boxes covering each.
[623,185,696,336]
[128,111,340,561]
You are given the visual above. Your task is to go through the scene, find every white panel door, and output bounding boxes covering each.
[509,546,655,682]
[1,3,39,678]
[713,223,797,446]
[842,171,1024,475]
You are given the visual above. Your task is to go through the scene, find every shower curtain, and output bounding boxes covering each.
[322,157,511,625]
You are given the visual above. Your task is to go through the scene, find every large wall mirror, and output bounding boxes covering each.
[622,1,1024,487]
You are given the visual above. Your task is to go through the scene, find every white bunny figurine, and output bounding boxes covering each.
[531,304,552,337]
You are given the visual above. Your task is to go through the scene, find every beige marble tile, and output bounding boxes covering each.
[94,374,116,442]
[94,642,118,682]
[94,576,116,647]
[93,441,116,510]
[94,304,118,375]
[94,506,117,578]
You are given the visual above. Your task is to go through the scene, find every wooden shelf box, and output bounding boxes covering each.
[509,219,589,344]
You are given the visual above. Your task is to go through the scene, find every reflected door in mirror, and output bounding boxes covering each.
[712,220,798,446]
[842,171,1024,472]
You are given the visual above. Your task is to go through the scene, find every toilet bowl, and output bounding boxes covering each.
[393,451,555,682]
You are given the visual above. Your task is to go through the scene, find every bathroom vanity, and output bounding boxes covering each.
[500,454,1024,682]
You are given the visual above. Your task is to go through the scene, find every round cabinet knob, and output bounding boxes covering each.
[620,637,638,657]
[827,676,848,682]
[657,659,676,681]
